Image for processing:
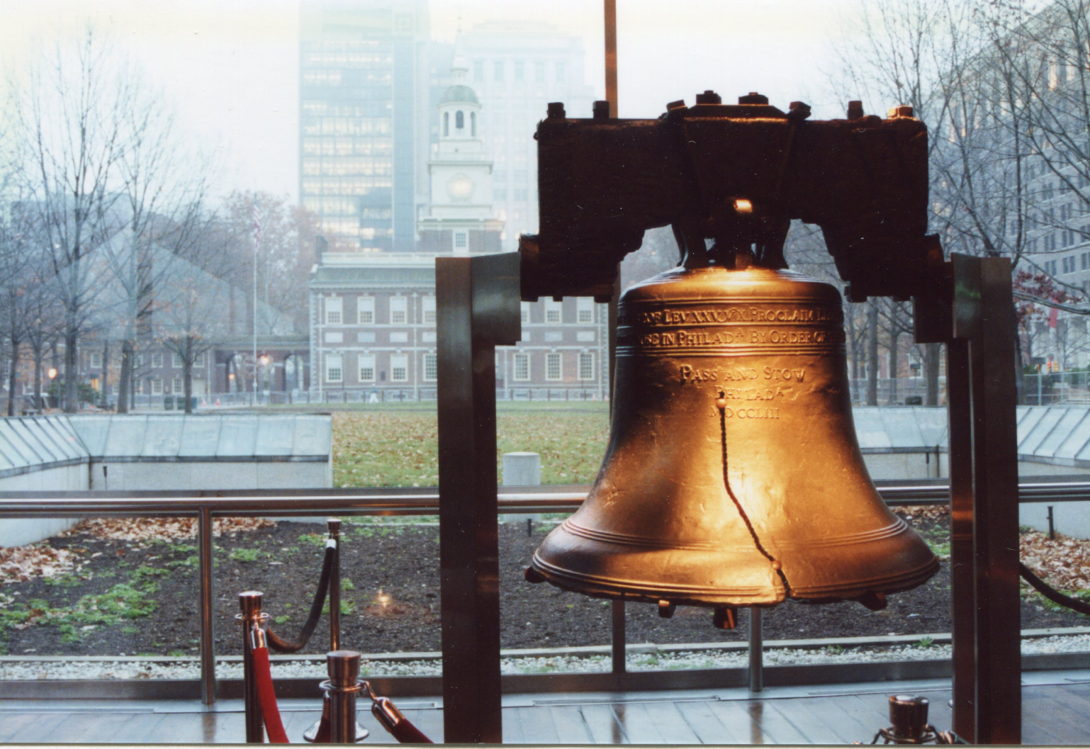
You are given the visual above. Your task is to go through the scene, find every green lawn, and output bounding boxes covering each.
[331,404,610,487]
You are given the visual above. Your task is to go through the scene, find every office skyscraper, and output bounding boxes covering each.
[299,0,436,252]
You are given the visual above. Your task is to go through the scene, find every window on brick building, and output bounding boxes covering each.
[577,297,594,323]
[358,296,375,324]
[546,299,562,323]
[358,355,375,382]
[513,353,529,381]
[326,354,343,383]
[391,354,408,382]
[546,352,562,381]
[453,231,468,254]
[390,296,407,324]
[579,351,595,381]
[325,296,342,325]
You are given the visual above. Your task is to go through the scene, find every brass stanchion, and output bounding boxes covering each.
[239,591,267,744]
[322,651,365,744]
[328,518,341,650]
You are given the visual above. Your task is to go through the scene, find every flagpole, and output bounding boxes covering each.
[253,194,259,402]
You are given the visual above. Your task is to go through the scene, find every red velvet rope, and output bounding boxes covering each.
[373,698,433,744]
[252,645,290,744]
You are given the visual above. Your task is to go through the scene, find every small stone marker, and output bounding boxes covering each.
[502,452,541,529]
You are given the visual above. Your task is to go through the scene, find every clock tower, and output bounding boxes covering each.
[417,60,504,254]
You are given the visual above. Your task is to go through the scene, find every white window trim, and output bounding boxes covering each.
[545,299,562,324]
[357,296,375,325]
[546,352,562,381]
[325,296,343,326]
[578,351,596,381]
[513,353,530,381]
[423,352,438,382]
[390,296,408,325]
[577,297,594,324]
[325,354,343,383]
[390,354,409,383]
[453,230,469,255]
[358,354,376,382]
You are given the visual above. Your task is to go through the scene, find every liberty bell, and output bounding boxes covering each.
[526,264,939,616]
[521,91,944,621]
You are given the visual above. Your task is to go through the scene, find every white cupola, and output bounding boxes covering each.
[439,59,481,143]
[417,57,502,254]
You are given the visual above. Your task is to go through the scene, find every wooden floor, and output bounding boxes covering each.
[2,671,1089,744]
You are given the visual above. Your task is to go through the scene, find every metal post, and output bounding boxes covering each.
[611,598,626,683]
[239,591,265,744]
[946,338,975,742]
[328,518,341,651]
[327,651,362,744]
[748,607,763,693]
[604,0,624,691]
[199,507,216,705]
[436,252,520,744]
[948,254,1022,744]
[604,0,618,118]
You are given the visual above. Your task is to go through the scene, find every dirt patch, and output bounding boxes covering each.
[0,509,1087,657]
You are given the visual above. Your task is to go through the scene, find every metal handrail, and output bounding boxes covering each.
[5,479,1090,706]
[1,479,1088,517]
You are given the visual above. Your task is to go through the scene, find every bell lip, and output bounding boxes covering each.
[529,554,786,607]
[530,549,941,608]
[784,554,941,601]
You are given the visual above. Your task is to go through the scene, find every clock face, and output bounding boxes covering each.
[447,173,475,202]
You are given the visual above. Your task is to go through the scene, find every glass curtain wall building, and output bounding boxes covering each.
[458,21,596,251]
[300,0,437,252]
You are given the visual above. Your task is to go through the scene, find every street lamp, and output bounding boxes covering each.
[47,368,57,411]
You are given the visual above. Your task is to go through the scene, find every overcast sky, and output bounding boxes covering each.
[0,0,867,203]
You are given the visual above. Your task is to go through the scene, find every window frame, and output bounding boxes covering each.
[358,354,376,382]
[325,296,343,325]
[358,296,375,324]
[513,352,530,381]
[389,296,408,324]
[545,352,562,381]
[578,351,596,381]
[326,354,343,383]
[390,353,409,382]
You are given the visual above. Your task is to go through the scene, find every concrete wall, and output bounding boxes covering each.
[861,452,947,481]
[0,462,86,547]
[88,459,332,491]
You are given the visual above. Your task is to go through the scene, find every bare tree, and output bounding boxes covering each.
[8,29,134,412]
[155,211,237,414]
[219,193,333,338]
[102,74,215,414]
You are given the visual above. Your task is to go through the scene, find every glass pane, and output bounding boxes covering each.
[0,517,200,680]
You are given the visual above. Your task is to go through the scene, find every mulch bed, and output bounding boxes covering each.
[1,509,1087,658]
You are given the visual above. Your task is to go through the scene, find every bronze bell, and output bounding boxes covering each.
[528,265,939,611]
